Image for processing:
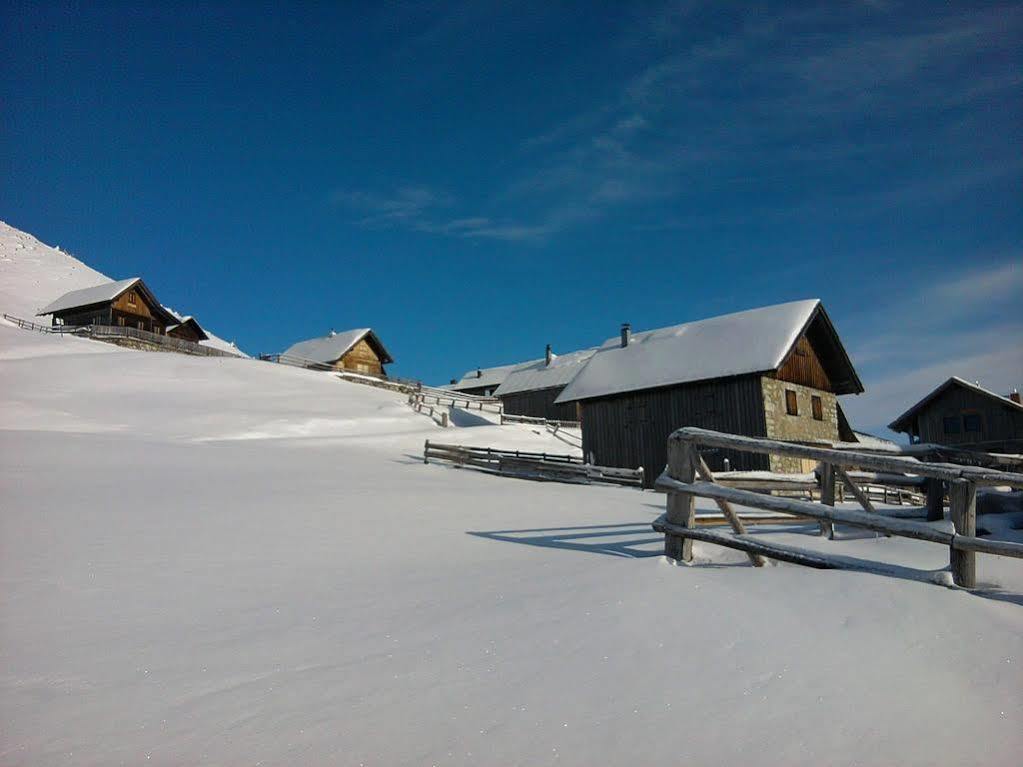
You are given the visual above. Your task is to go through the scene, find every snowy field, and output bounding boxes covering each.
[1,224,1022,765]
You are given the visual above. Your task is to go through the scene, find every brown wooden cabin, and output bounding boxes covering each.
[166,316,209,343]
[889,377,1023,453]
[37,277,177,335]
[493,345,594,421]
[283,328,393,376]
[554,300,864,486]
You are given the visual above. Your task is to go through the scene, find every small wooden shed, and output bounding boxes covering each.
[165,316,209,343]
[554,299,864,485]
[37,277,178,334]
[283,328,393,376]
[889,377,1023,452]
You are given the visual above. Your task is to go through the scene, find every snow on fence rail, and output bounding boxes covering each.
[499,412,580,429]
[3,313,241,358]
[423,440,644,488]
[654,427,1023,586]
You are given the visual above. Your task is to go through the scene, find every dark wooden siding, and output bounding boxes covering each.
[913,386,1023,446]
[500,387,580,421]
[579,375,770,487]
[775,333,833,391]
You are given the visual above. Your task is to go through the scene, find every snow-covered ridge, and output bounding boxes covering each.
[0,220,247,356]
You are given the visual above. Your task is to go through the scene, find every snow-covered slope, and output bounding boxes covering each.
[0,220,246,356]
[1,324,1021,766]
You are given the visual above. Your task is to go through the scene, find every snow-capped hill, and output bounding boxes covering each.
[0,220,109,318]
[0,220,247,356]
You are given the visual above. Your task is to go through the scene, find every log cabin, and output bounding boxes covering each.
[165,315,209,343]
[889,377,1023,453]
[554,299,864,486]
[493,345,596,421]
[283,328,393,376]
[37,277,177,334]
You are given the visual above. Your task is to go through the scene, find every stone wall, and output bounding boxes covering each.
[760,377,839,472]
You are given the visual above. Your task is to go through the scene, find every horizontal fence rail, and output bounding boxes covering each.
[423,440,643,488]
[3,313,241,358]
[500,412,580,429]
[655,427,1023,586]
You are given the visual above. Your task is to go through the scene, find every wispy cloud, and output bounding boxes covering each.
[839,258,1023,436]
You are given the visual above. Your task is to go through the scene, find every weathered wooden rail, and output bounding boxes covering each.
[654,427,1023,587]
[412,389,503,413]
[423,440,644,487]
[500,412,581,429]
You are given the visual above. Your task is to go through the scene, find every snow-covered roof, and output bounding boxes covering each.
[283,328,393,365]
[556,299,860,403]
[38,277,142,315]
[493,348,598,397]
[449,361,537,392]
[889,376,1023,432]
[165,316,209,341]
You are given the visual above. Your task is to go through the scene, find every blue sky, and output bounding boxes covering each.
[2,1,1020,433]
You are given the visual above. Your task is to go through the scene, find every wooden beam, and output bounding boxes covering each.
[835,465,877,514]
[653,515,838,569]
[949,480,977,588]
[671,428,1023,488]
[819,463,836,539]
[656,474,953,545]
[694,455,765,567]
[664,440,697,562]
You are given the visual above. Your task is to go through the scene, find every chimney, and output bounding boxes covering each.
[545,344,552,366]
[328,328,337,337]
[620,322,631,348]
[450,378,457,385]
[1010,390,1021,404]
[476,368,482,378]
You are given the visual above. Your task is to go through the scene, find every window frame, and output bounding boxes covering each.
[785,389,799,416]
[811,395,823,421]
[127,290,137,306]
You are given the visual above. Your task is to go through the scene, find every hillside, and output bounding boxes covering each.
[0,227,1021,765]
[0,221,245,356]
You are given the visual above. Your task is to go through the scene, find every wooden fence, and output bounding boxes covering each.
[412,389,503,413]
[500,412,580,429]
[654,427,1023,587]
[423,440,644,487]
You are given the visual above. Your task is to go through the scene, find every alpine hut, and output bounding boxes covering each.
[554,299,864,485]
[493,345,596,421]
[283,328,393,376]
[888,377,1023,452]
[447,362,536,397]
[37,277,177,334]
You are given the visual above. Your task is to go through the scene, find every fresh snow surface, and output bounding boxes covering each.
[0,221,246,357]
[448,360,539,392]
[36,276,142,315]
[556,298,821,403]
[1,324,1022,766]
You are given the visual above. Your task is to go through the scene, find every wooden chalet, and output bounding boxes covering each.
[493,345,595,421]
[889,377,1023,452]
[284,328,393,376]
[165,315,209,343]
[37,277,177,334]
[554,300,864,486]
[447,362,533,397]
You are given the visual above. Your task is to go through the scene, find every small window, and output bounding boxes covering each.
[785,389,798,416]
[963,413,982,432]
[943,416,961,435]
[811,395,823,421]
[127,291,137,306]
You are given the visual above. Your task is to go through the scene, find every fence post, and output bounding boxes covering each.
[925,479,944,522]
[423,439,430,464]
[665,438,697,562]
[440,412,449,428]
[819,463,836,538]
[949,480,977,588]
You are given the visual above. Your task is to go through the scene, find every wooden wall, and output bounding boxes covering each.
[775,334,833,391]
[579,375,770,486]
[912,386,1023,446]
[500,387,579,422]
[336,338,386,376]
[168,323,204,343]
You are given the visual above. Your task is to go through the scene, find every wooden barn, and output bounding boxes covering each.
[38,277,177,334]
[889,377,1023,452]
[165,315,209,343]
[554,300,864,486]
[284,328,393,376]
[447,362,535,397]
[493,345,595,421]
